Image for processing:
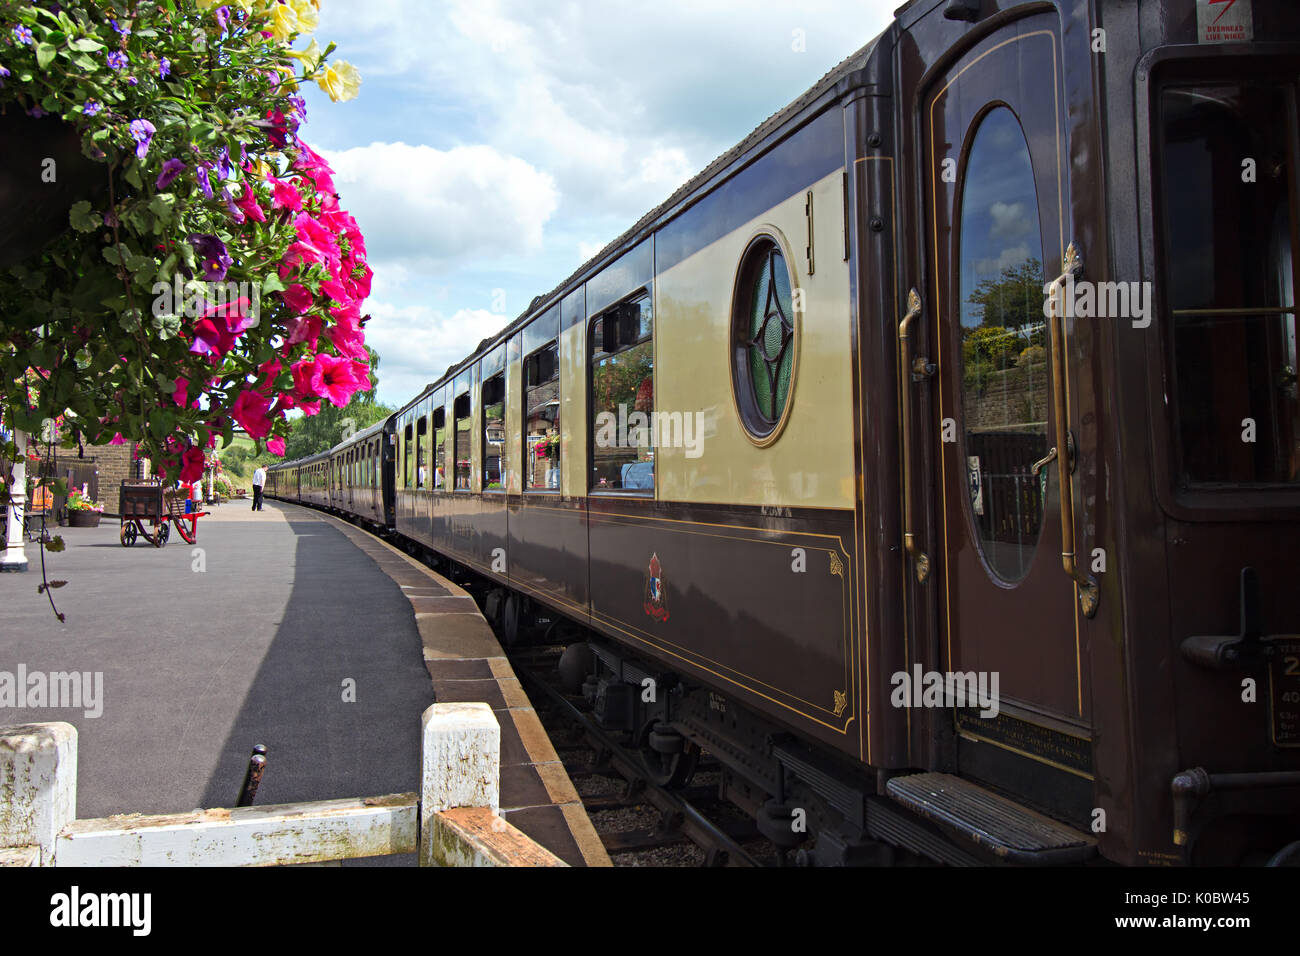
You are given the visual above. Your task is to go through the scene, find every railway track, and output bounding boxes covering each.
[509,646,781,867]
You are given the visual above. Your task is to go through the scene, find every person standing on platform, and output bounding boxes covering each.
[251,465,266,512]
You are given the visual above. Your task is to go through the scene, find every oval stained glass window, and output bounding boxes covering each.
[957,106,1050,584]
[733,238,796,441]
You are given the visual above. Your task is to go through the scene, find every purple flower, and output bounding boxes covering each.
[110,19,129,36]
[159,57,170,78]
[12,25,34,45]
[126,76,137,86]
[82,99,101,117]
[217,146,232,180]
[156,158,186,190]
[189,234,232,282]
[222,188,244,224]
[215,6,232,32]
[128,118,155,159]
[106,51,128,70]
[196,163,213,199]
[27,105,47,118]
[0,64,10,89]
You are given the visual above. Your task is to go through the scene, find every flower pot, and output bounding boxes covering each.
[67,510,101,528]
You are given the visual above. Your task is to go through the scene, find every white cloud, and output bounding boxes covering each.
[322,142,559,267]
[974,244,1032,277]
[989,201,1032,241]
[364,303,509,405]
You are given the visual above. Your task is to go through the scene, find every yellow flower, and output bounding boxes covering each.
[269,3,299,41]
[315,59,361,103]
[287,37,322,69]
[290,0,319,34]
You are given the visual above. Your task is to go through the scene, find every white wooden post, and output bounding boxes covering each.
[1,429,29,573]
[419,702,499,866]
[0,722,77,865]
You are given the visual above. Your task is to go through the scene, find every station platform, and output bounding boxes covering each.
[0,498,609,867]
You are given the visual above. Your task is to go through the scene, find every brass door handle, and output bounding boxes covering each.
[1030,447,1057,477]
[1046,243,1099,618]
[898,288,929,583]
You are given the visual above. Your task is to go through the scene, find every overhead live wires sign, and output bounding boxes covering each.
[1197,0,1254,44]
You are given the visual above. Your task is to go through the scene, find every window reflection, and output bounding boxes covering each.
[525,343,560,491]
[957,106,1049,583]
[590,296,654,492]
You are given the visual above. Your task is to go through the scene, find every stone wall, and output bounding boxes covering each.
[966,361,1050,431]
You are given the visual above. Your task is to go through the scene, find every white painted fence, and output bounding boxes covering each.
[0,702,566,867]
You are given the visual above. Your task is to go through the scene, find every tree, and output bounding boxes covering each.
[966,258,1046,333]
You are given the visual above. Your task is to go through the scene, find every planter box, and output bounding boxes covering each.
[67,511,101,528]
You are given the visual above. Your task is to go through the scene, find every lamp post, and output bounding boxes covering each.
[2,429,29,573]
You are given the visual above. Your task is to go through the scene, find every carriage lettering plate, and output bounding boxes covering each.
[1268,638,1300,747]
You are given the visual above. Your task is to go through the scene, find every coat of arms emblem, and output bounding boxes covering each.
[643,552,669,622]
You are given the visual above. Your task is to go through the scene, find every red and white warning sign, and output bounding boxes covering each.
[1197,0,1253,44]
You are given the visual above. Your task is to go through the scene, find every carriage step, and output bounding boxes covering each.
[885,772,1096,864]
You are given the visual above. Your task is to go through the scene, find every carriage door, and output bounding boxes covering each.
[921,17,1089,743]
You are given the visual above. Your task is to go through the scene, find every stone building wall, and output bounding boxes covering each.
[966,361,1050,431]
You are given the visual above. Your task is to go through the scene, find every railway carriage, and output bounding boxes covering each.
[269,0,1300,866]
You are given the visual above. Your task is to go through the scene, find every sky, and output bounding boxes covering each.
[297,0,902,408]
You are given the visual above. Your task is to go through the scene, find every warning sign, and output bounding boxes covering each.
[1197,0,1253,44]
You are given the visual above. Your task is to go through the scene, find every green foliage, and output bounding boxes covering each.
[966,259,1046,331]
[0,0,367,481]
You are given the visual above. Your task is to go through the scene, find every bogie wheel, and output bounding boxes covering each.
[639,722,700,789]
[120,522,138,547]
[155,521,169,547]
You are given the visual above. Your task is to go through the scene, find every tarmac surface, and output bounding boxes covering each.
[0,497,608,866]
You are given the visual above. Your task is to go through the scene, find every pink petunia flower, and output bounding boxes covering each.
[309,353,361,407]
[230,389,273,438]
[282,283,314,314]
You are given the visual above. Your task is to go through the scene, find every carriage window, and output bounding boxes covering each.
[416,416,428,489]
[956,106,1049,584]
[403,422,414,488]
[590,295,654,492]
[526,342,560,491]
[433,407,447,490]
[1158,81,1299,486]
[483,374,505,491]
[733,238,796,441]
[454,393,471,490]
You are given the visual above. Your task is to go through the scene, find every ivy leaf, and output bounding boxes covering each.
[261,273,286,296]
[69,200,100,233]
[124,161,144,190]
[119,308,142,333]
[35,43,57,69]
[70,37,104,51]
[45,537,66,554]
